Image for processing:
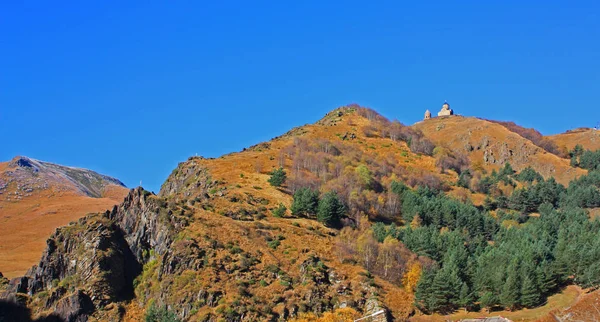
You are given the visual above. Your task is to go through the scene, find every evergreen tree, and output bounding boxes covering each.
[429,267,459,314]
[479,291,497,313]
[317,191,345,226]
[291,188,319,216]
[500,261,520,310]
[268,167,287,187]
[372,222,388,242]
[457,170,472,189]
[500,162,515,177]
[520,274,541,308]
[458,282,474,312]
[415,268,436,313]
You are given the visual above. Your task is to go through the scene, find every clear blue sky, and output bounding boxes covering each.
[1,1,599,192]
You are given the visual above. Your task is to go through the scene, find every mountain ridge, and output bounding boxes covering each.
[2,106,600,321]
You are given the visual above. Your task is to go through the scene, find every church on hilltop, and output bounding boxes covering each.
[424,101,454,120]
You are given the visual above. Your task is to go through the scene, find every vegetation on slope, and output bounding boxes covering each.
[4,106,600,321]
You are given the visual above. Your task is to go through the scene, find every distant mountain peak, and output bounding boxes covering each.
[2,156,126,199]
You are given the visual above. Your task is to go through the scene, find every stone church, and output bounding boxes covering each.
[424,101,454,120]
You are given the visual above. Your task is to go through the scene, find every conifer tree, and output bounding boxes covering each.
[317,191,345,226]
[291,187,319,216]
[520,274,540,308]
[458,282,474,312]
[268,167,287,187]
[500,261,520,311]
[414,268,436,313]
[479,291,497,313]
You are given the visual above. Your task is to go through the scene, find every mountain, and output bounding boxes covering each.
[0,156,128,278]
[547,128,600,152]
[2,107,599,322]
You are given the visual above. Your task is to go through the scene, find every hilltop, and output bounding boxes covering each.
[547,128,600,152]
[2,106,600,322]
[0,156,128,278]
[413,116,585,186]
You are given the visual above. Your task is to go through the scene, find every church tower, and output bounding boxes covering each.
[424,109,431,120]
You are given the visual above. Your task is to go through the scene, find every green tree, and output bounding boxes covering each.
[372,222,388,242]
[355,164,374,190]
[291,187,319,216]
[458,282,474,312]
[457,170,472,189]
[500,261,520,311]
[317,191,345,226]
[414,268,436,313]
[479,291,497,313]
[145,303,181,322]
[520,274,540,308]
[268,167,287,187]
[500,162,515,178]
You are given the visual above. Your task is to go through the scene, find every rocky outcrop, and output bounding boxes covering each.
[108,188,184,263]
[159,156,215,200]
[1,187,186,320]
[53,290,94,322]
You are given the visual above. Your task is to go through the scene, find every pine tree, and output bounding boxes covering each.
[429,268,458,314]
[291,188,319,216]
[500,262,520,311]
[479,291,497,313]
[458,282,474,312]
[414,268,436,313]
[520,274,541,308]
[317,191,345,226]
[268,167,287,187]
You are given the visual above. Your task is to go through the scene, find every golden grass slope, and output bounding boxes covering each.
[547,128,600,152]
[0,160,128,278]
[413,116,586,186]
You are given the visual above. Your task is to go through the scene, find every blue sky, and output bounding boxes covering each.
[1,1,599,192]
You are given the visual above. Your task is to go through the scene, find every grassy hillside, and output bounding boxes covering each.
[413,116,585,186]
[3,106,600,322]
[0,157,128,278]
[547,128,600,152]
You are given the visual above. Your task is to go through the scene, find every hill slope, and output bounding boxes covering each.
[412,116,586,185]
[547,128,600,152]
[0,156,128,278]
[1,107,598,322]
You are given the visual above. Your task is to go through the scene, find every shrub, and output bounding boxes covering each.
[268,239,281,249]
[272,203,287,218]
[145,303,181,322]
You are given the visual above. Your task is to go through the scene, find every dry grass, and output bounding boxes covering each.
[0,186,127,278]
[413,116,586,186]
[410,285,582,322]
[537,288,600,322]
[547,128,600,152]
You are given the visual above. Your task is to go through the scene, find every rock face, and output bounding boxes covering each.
[1,187,185,321]
[159,156,215,200]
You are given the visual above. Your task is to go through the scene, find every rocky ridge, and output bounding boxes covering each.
[0,156,125,201]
